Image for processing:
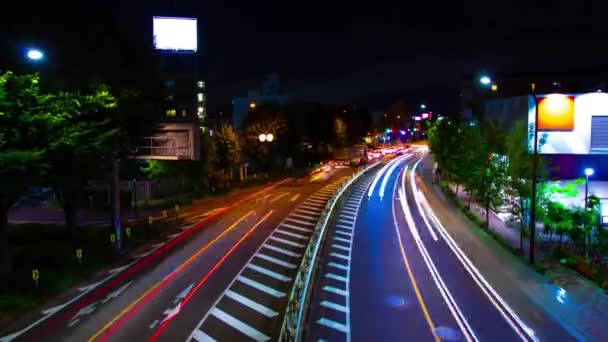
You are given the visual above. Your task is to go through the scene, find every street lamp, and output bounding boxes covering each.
[249,102,257,109]
[479,75,492,86]
[259,133,266,142]
[266,133,274,142]
[26,48,44,61]
[259,133,274,142]
[420,104,427,110]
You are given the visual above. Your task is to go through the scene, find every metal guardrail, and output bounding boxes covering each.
[279,161,380,341]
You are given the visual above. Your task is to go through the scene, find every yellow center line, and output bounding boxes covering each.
[87,210,255,342]
[269,192,290,203]
[396,235,441,342]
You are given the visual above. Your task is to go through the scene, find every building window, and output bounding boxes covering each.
[197,81,205,88]
[166,109,177,117]
[181,109,187,117]
[198,106,204,114]
[197,93,204,102]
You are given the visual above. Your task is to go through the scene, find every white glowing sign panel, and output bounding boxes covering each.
[153,17,197,52]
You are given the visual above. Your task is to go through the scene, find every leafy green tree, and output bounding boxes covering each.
[45,87,118,238]
[214,125,241,179]
[0,72,50,274]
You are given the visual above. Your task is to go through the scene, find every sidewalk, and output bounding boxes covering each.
[8,181,286,227]
[418,155,608,342]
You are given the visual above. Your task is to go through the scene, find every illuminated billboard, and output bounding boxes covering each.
[529,92,608,154]
[153,17,197,52]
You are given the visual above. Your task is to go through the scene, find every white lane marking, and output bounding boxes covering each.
[323,286,348,296]
[210,307,271,342]
[336,224,353,230]
[289,194,301,202]
[225,290,278,318]
[263,244,301,257]
[295,208,321,216]
[102,281,133,304]
[326,273,349,283]
[340,214,356,220]
[333,236,352,244]
[149,320,160,329]
[407,162,535,341]
[255,253,297,269]
[328,262,348,271]
[269,236,305,248]
[330,252,350,261]
[67,319,80,328]
[344,204,358,209]
[41,304,66,315]
[396,163,478,342]
[78,280,105,292]
[321,301,349,313]
[289,213,317,221]
[237,276,285,298]
[247,263,291,282]
[281,223,313,233]
[317,318,348,333]
[173,283,195,304]
[275,229,308,240]
[284,218,315,226]
[408,159,438,241]
[338,218,354,224]
[191,329,217,342]
[335,230,352,237]
[306,198,327,205]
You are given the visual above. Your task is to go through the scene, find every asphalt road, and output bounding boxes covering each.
[2,168,354,342]
[304,149,578,342]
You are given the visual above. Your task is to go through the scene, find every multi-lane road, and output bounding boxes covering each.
[2,148,590,341]
[304,149,580,342]
[1,169,353,342]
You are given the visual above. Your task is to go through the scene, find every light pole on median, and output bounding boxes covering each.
[529,82,539,264]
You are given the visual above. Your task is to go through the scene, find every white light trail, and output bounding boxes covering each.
[379,154,411,198]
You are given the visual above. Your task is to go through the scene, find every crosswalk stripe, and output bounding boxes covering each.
[295,208,321,216]
[289,213,317,221]
[328,262,348,271]
[255,253,297,269]
[237,275,286,298]
[263,244,301,257]
[332,244,350,252]
[338,218,353,224]
[281,223,313,233]
[317,317,348,333]
[330,252,350,261]
[225,289,278,317]
[306,198,326,204]
[334,236,351,244]
[321,300,349,313]
[269,236,305,248]
[210,307,271,341]
[310,194,330,200]
[300,203,324,210]
[275,229,308,240]
[284,218,315,226]
[335,230,352,237]
[191,329,216,342]
[336,224,353,230]
[247,263,291,282]
[326,273,349,283]
[323,286,348,296]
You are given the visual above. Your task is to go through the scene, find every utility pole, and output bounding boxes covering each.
[111,157,122,251]
[529,83,538,264]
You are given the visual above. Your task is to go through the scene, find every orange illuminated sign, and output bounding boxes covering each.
[537,94,575,131]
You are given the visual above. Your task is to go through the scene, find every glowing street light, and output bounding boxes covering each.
[249,102,257,109]
[26,48,44,61]
[259,133,266,142]
[259,133,274,142]
[266,133,274,142]
[479,75,492,86]
[420,104,426,110]
[585,168,594,177]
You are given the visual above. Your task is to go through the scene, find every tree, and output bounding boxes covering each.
[0,72,50,274]
[214,125,240,179]
[45,87,118,238]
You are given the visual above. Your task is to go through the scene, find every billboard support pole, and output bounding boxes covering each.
[529,84,538,265]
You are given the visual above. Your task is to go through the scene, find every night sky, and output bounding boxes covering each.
[2,0,607,114]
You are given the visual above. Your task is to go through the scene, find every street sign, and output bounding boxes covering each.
[148,216,154,224]
[76,249,83,264]
[32,269,39,287]
[110,234,116,243]
[126,227,132,239]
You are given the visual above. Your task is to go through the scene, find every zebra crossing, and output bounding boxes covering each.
[187,178,349,342]
[307,173,375,342]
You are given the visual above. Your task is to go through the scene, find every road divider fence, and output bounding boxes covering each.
[279,161,380,341]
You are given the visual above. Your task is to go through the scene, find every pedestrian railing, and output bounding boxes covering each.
[279,161,380,341]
